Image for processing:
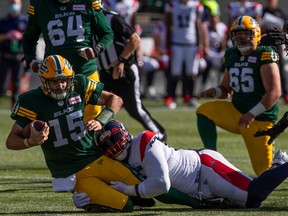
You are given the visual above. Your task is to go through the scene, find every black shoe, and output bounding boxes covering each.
[130,196,156,207]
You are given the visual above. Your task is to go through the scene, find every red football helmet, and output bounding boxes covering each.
[94,120,133,161]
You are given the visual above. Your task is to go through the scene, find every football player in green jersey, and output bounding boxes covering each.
[196,16,282,176]
[22,0,113,123]
[5,55,148,212]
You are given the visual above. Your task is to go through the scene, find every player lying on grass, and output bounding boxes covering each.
[74,119,288,209]
[5,54,158,212]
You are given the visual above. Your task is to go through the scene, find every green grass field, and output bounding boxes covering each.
[1,97,288,216]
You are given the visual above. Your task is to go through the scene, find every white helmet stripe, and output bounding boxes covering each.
[51,55,63,74]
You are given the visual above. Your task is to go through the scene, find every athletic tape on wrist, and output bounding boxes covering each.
[249,102,266,117]
[24,138,30,148]
[96,107,115,126]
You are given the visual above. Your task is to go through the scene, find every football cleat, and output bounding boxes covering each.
[165,97,177,109]
[272,150,288,166]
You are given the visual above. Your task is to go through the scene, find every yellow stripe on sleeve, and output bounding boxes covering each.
[85,80,97,104]
[261,52,279,61]
[17,106,37,121]
[27,5,35,16]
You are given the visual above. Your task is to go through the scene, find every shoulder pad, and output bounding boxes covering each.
[141,130,157,145]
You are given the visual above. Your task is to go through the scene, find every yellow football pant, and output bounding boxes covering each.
[84,71,101,123]
[196,101,274,176]
[74,155,141,211]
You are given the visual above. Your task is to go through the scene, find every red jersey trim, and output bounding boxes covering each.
[140,130,157,161]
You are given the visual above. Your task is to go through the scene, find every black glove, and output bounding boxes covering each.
[267,27,288,45]
[21,55,34,70]
[78,44,103,60]
[92,44,103,58]
[254,112,288,144]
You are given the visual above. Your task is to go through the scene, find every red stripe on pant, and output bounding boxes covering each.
[199,154,251,191]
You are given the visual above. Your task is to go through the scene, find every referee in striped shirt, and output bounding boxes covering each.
[79,9,167,142]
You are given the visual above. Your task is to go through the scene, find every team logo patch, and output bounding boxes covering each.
[261,51,278,62]
[248,56,257,63]
[73,4,85,11]
[68,95,82,105]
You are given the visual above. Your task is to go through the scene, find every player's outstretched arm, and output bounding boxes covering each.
[254,112,288,144]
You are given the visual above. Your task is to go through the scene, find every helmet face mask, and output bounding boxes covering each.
[56,0,72,4]
[283,21,288,55]
[38,55,74,100]
[230,16,261,54]
[94,120,132,161]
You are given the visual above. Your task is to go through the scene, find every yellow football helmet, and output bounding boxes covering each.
[56,0,72,4]
[230,16,261,54]
[38,55,74,100]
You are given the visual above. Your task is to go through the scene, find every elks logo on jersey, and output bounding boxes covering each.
[73,4,85,11]
[68,95,82,105]
[248,56,257,63]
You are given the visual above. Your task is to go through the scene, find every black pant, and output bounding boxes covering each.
[99,64,167,142]
[0,53,22,106]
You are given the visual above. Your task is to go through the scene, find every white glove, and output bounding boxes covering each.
[72,191,90,208]
[110,181,129,195]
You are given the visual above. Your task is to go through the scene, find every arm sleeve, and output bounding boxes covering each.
[91,11,114,50]
[137,140,171,198]
[22,1,42,62]
[74,75,104,105]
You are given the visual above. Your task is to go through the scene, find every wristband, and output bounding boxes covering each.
[118,56,127,63]
[135,184,141,197]
[95,107,115,126]
[24,138,30,148]
[249,102,266,117]
[214,87,222,98]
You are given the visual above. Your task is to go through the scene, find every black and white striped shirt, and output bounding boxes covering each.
[96,12,136,71]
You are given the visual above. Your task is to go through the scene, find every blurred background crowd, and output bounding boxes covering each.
[1,0,288,109]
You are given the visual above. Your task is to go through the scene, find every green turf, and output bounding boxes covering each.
[1,97,288,215]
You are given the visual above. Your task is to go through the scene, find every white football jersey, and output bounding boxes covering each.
[206,21,227,52]
[165,0,203,45]
[152,20,167,53]
[102,0,139,24]
[226,1,263,24]
[128,130,201,198]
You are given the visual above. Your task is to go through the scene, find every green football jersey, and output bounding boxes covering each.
[224,46,279,122]
[23,0,113,77]
[11,74,104,178]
